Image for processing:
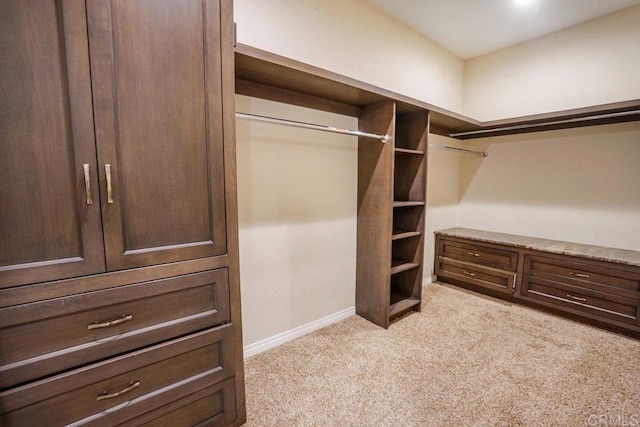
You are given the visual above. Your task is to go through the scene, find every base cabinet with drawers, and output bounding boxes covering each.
[435,237,518,295]
[0,0,245,425]
[521,254,640,329]
[1,326,235,426]
[435,229,640,337]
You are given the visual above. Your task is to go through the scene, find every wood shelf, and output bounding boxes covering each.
[234,44,479,137]
[235,43,640,139]
[391,259,420,275]
[394,147,424,155]
[389,296,421,317]
[393,201,425,208]
[392,229,422,240]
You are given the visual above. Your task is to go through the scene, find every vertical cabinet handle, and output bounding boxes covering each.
[82,164,93,205]
[105,164,114,204]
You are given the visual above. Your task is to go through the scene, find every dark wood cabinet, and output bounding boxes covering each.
[521,254,640,328]
[88,0,228,271]
[1,0,245,425]
[435,237,518,294]
[435,229,640,337]
[0,0,105,288]
[126,378,237,426]
[0,326,234,426]
[0,269,230,390]
[1,0,228,283]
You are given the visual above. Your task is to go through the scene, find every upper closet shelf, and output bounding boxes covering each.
[234,44,640,140]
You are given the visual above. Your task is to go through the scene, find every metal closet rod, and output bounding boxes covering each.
[428,143,488,157]
[236,112,488,157]
[236,112,390,142]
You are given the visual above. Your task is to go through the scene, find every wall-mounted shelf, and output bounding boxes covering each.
[235,43,640,140]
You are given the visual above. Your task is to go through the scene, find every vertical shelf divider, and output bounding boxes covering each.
[356,101,396,329]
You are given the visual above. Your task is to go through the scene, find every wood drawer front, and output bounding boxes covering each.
[0,269,229,390]
[125,378,236,427]
[524,255,640,299]
[436,258,516,294]
[522,276,639,325]
[0,325,234,426]
[437,238,518,272]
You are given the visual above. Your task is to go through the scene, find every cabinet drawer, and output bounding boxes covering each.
[0,269,229,389]
[435,257,516,294]
[0,325,234,426]
[437,238,518,271]
[524,255,640,299]
[522,276,639,326]
[125,378,236,427]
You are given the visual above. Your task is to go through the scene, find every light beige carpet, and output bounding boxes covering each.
[243,283,640,426]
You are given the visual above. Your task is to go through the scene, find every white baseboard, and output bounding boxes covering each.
[243,306,356,359]
[423,275,434,286]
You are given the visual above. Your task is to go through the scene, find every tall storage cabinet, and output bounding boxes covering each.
[356,102,429,329]
[0,0,245,425]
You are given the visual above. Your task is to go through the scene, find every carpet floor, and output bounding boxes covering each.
[243,283,640,426]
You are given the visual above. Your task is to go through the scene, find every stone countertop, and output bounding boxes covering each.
[435,227,640,268]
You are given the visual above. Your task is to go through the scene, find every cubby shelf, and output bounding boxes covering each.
[394,147,425,155]
[393,201,425,208]
[391,260,420,275]
[392,229,422,240]
[389,297,421,317]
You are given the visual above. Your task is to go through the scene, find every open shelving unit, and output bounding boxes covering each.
[354,104,429,328]
[389,111,429,323]
[232,42,640,329]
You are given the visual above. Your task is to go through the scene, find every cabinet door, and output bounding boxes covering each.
[0,0,106,288]
[87,0,228,271]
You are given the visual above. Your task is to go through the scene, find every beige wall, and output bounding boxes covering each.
[464,5,640,120]
[234,0,465,112]
[458,122,640,251]
[236,96,358,346]
[460,7,640,251]
[424,135,463,279]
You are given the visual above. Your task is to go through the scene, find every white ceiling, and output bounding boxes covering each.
[366,0,640,59]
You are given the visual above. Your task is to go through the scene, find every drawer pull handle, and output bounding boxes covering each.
[82,164,93,205]
[467,252,480,257]
[463,271,476,277]
[96,381,140,401]
[567,294,587,302]
[105,164,114,204]
[88,314,133,330]
[571,272,590,279]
